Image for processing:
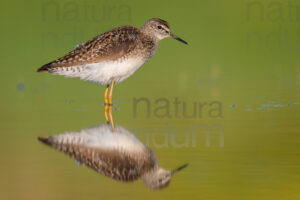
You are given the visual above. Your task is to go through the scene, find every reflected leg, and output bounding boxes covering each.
[108,106,115,130]
[109,79,115,106]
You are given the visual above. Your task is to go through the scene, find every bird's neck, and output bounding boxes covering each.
[141,165,159,180]
[140,28,160,44]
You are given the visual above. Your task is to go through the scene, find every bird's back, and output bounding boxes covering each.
[37,26,155,72]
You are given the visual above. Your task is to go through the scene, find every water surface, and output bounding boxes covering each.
[1,0,300,199]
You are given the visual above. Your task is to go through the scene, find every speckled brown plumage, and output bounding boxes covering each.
[39,138,156,182]
[37,26,156,72]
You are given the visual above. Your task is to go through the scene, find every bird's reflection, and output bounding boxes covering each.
[38,105,187,189]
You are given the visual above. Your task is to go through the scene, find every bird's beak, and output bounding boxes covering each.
[171,163,188,175]
[170,33,188,45]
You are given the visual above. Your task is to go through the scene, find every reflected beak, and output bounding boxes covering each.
[170,33,188,45]
[171,163,188,175]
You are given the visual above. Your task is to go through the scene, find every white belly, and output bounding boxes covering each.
[51,57,146,85]
[53,124,146,153]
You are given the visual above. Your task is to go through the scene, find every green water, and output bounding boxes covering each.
[1,0,300,199]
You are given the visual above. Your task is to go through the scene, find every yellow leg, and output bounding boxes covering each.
[108,106,115,131]
[104,103,115,130]
[109,79,115,106]
[104,84,109,105]
[104,104,109,123]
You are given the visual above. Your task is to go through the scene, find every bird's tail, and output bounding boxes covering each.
[38,136,52,146]
[37,63,51,73]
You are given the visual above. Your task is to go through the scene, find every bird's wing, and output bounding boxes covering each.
[74,146,154,182]
[37,26,140,72]
[39,137,156,182]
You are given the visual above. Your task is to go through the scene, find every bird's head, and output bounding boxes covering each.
[141,18,188,45]
[142,163,188,190]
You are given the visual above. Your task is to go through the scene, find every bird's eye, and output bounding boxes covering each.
[157,25,162,29]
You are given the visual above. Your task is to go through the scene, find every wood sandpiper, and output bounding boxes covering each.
[38,123,188,189]
[37,18,188,105]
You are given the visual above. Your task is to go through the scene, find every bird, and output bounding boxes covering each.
[38,124,188,189]
[37,18,188,105]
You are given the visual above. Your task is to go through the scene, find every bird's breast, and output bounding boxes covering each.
[82,56,147,84]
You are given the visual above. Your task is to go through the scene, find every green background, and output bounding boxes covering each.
[1,0,300,199]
